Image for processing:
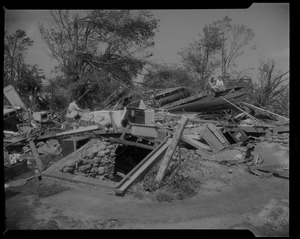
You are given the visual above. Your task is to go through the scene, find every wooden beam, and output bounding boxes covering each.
[109,111,118,133]
[220,97,266,126]
[155,115,189,183]
[29,140,44,171]
[115,137,171,196]
[241,102,289,121]
[181,135,212,151]
[108,137,155,150]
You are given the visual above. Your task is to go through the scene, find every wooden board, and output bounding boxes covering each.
[182,135,212,150]
[156,116,188,183]
[108,137,155,150]
[115,137,171,196]
[29,140,44,171]
[206,123,228,145]
[162,91,209,110]
[199,127,225,152]
[43,171,117,190]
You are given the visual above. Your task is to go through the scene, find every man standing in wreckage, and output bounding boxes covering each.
[67,99,88,120]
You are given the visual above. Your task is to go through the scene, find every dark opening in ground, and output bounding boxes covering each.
[114,145,152,175]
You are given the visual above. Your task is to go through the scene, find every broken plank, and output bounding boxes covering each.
[156,115,188,183]
[29,140,44,171]
[108,137,155,150]
[56,125,100,136]
[37,125,102,141]
[109,111,118,133]
[115,137,171,196]
[241,102,289,122]
[43,171,116,190]
[199,126,225,152]
[206,123,228,145]
[182,135,212,150]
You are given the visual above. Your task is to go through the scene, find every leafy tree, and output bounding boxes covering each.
[178,16,255,87]
[178,24,222,88]
[143,64,198,92]
[210,16,255,78]
[4,29,33,86]
[16,64,44,102]
[4,30,45,108]
[39,10,159,105]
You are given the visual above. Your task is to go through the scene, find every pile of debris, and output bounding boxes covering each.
[59,139,117,180]
[3,83,289,199]
[22,139,62,155]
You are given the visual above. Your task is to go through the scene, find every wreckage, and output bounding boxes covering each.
[4,83,289,196]
[157,86,247,113]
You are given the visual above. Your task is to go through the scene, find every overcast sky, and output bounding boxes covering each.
[5,4,289,82]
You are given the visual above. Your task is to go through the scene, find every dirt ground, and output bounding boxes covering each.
[4,161,289,236]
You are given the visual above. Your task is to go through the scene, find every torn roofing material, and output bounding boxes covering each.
[164,87,247,113]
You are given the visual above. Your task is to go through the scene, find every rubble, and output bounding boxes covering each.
[3,83,289,198]
[59,138,118,179]
[35,139,62,155]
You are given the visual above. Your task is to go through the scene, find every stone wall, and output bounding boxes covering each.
[59,138,118,180]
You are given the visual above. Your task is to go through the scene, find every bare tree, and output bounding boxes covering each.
[212,16,255,78]
[254,57,289,114]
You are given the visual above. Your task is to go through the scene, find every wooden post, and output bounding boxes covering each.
[220,97,265,126]
[29,140,44,171]
[109,111,118,133]
[155,115,188,183]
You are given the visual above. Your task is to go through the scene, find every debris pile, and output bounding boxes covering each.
[4,83,289,199]
[59,139,118,180]
[23,139,62,155]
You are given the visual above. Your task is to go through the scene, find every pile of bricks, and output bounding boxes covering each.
[59,139,118,180]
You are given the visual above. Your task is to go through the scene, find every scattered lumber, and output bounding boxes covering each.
[181,135,213,151]
[241,102,289,122]
[115,137,171,196]
[109,111,118,133]
[198,123,229,152]
[220,97,266,126]
[28,140,44,171]
[37,125,101,141]
[155,115,189,183]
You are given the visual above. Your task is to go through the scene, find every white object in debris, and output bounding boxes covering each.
[139,100,147,109]
[235,154,243,159]
[9,153,21,165]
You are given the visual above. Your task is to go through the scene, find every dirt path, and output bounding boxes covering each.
[5,169,288,235]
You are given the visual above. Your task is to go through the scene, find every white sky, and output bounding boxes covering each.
[5,4,289,83]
